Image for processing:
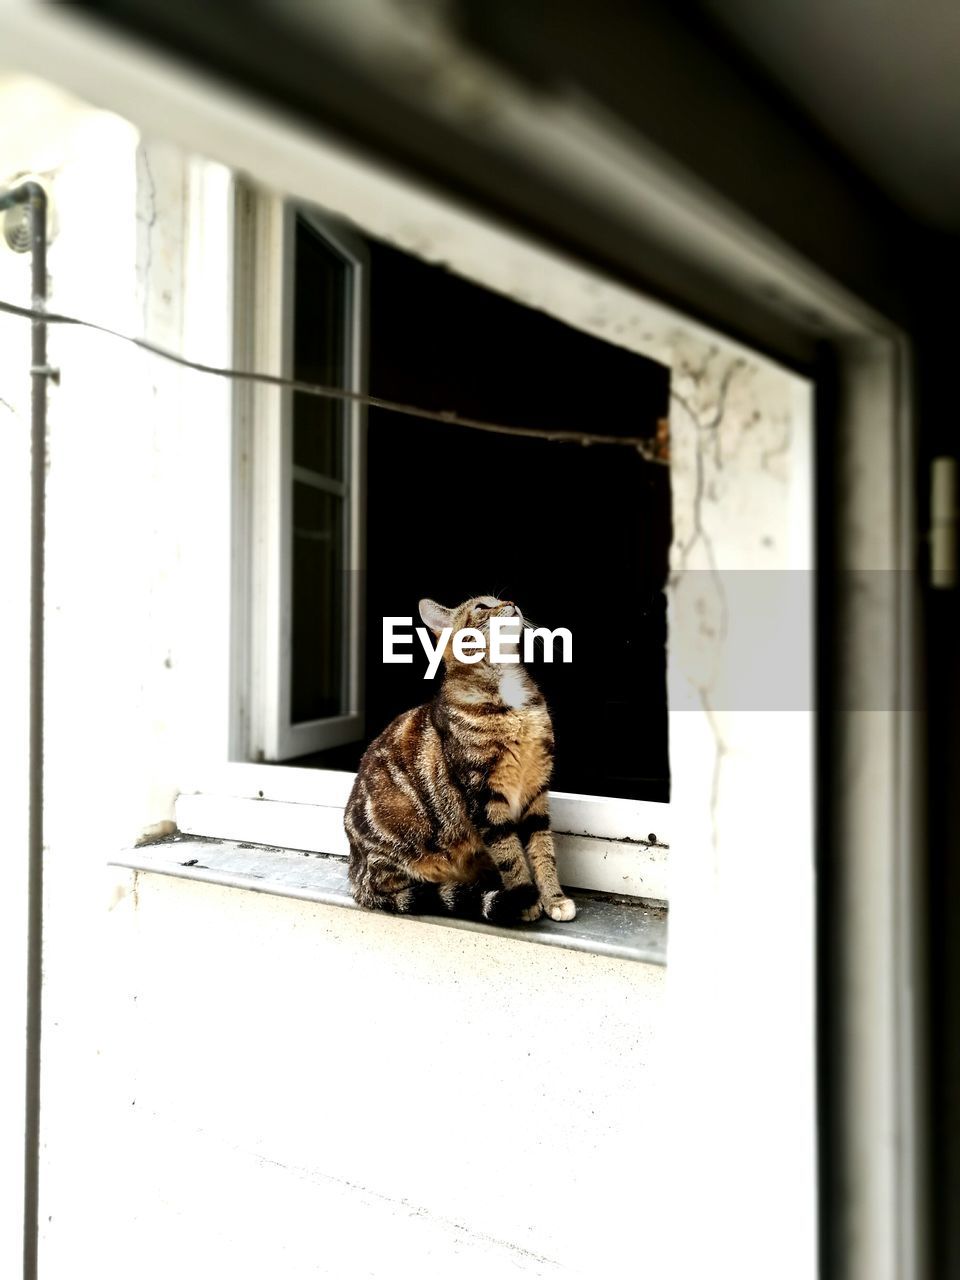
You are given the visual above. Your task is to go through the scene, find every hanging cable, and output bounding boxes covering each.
[0,295,670,464]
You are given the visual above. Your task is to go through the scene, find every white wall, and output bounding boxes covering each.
[0,78,668,1279]
[46,874,664,1279]
[0,79,240,1278]
[0,69,815,1279]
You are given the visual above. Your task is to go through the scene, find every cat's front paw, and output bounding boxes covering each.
[521,900,543,922]
[546,896,577,922]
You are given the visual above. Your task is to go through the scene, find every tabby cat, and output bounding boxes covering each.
[345,596,576,925]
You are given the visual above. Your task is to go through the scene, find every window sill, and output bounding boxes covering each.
[110,835,667,966]
[175,765,670,902]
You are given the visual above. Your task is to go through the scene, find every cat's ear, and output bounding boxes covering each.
[418,598,453,636]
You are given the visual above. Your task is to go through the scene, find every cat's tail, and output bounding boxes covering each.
[353,876,540,925]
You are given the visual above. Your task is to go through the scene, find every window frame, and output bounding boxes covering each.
[175,765,670,901]
[249,195,368,762]
[229,182,673,898]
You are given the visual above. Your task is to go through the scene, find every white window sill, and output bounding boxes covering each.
[111,836,667,966]
[175,765,671,902]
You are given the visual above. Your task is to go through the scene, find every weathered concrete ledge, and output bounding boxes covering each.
[111,834,667,965]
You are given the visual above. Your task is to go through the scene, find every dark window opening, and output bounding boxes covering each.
[286,231,671,802]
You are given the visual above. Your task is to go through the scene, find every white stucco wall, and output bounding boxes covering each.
[45,873,664,1279]
[0,78,668,1279]
[0,68,815,1280]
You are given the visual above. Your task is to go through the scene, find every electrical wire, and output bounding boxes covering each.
[0,295,670,464]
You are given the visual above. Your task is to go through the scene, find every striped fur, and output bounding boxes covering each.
[345,596,577,925]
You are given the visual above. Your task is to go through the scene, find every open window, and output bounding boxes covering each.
[290,230,672,801]
[225,187,673,897]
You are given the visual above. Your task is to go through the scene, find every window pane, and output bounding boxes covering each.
[291,481,345,723]
[293,216,347,480]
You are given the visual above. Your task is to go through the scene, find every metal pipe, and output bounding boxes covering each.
[1,179,48,1280]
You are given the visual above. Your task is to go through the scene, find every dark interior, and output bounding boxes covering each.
[297,236,672,802]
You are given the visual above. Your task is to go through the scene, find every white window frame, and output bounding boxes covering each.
[244,193,368,762]
[224,182,672,899]
[176,765,669,900]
